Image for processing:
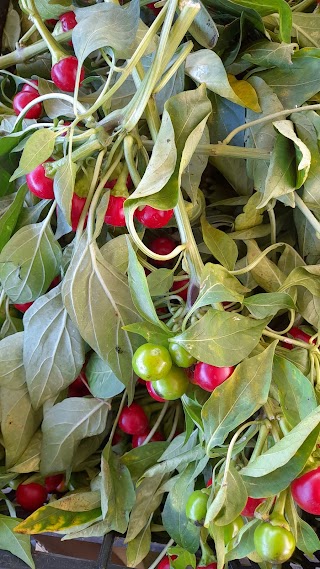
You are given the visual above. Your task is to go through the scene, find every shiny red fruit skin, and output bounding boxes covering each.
[59,11,77,30]
[44,474,64,493]
[149,237,176,266]
[71,194,87,230]
[51,56,85,92]
[16,483,48,512]
[104,195,126,227]
[14,301,33,313]
[21,80,39,95]
[289,326,315,344]
[206,477,212,488]
[171,278,189,302]
[45,18,58,26]
[118,403,149,435]
[157,555,177,569]
[13,92,42,119]
[241,496,265,517]
[135,206,174,229]
[112,431,123,446]
[132,430,164,447]
[193,362,235,392]
[146,381,166,402]
[26,160,54,199]
[68,373,90,397]
[147,2,162,14]
[291,466,320,514]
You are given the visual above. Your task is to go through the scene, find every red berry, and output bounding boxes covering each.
[45,18,58,27]
[118,403,149,435]
[26,160,54,199]
[147,2,162,14]
[289,326,315,344]
[291,466,320,515]
[146,381,166,402]
[104,195,126,227]
[135,206,174,229]
[16,483,48,512]
[68,372,90,397]
[59,11,77,30]
[14,301,33,313]
[71,193,87,231]
[171,278,189,302]
[132,430,164,448]
[51,56,85,92]
[44,474,64,493]
[193,362,235,392]
[13,92,42,119]
[21,80,39,95]
[157,555,178,569]
[104,179,117,190]
[149,237,176,266]
[48,276,61,290]
[206,477,212,487]
[112,430,123,446]
[241,496,265,517]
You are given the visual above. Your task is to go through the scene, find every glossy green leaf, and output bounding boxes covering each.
[23,286,85,409]
[171,308,268,367]
[202,342,276,451]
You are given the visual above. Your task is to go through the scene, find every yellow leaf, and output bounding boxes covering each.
[228,74,261,113]
[14,505,101,535]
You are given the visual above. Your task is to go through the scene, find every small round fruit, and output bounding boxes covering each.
[51,56,85,92]
[21,80,39,94]
[254,522,296,564]
[59,11,77,30]
[171,278,189,302]
[289,326,315,344]
[186,490,209,525]
[291,466,320,514]
[206,477,212,488]
[132,430,164,447]
[26,160,54,199]
[118,403,149,435]
[152,366,189,400]
[104,195,126,227]
[149,236,176,266]
[68,373,90,397]
[146,381,166,402]
[169,343,196,368]
[13,91,42,119]
[157,555,177,569]
[14,301,33,313]
[16,483,48,512]
[44,474,64,493]
[71,193,87,230]
[132,343,172,381]
[223,516,244,543]
[193,362,235,392]
[241,497,265,517]
[135,205,174,229]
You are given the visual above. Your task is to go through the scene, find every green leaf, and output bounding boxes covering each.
[171,308,268,367]
[23,286,85,409]
[40,397,109,475]
[208,464,247,526]
[73,0,140,66]
[9,431,42,474]
[1,385,42,469]
[186,50,260,111]
[147,268,174,297]
[34,0,71,19]
[241,405,320,478]
[243,292,295,319]
[126,473,166,541]
[241,40,296,69]
[0,515,35,569]
[0,186,27,253]
[292,111,320,212]
[127,240,167,330]
[101,447,135,532]
[162,464,200,553]
[11,129,56,181]
[234,193,264,231]
[126,519,151,567]
[202,343,276,451]
[231,0,292,42]
[272,356,317,427]
[15,503,101,535]
[201,217,238,270]
[123,321,174,347]
[86,352,125,399]
[0,221,62,303]
[121,442,169,482]
[170,546,196,569]
[296,516,320,555]
[0,332,25,389]
[186,0,219,49]
[246,240,286,293]
[280,265,320,296]
[100,234,130,274]
[54,161,77,226]
[62,236,141,400]
[192,263,248,311]
[273,120,311,188]
[225,519,260,562]
[292,13,320,48]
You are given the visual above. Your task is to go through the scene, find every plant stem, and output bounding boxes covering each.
[46,138,104,176]
[175,191,204,286]
[142,402,169,445]
[223,103,320,145]
[0,31,72,69]
[23,0,66,63]
[263,329,315,349]
[142,139,271,159]
[248,422,270,463]
[147,540,174,569]
[295,193,320,236]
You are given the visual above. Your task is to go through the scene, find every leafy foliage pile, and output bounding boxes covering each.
[1,0,320,568]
